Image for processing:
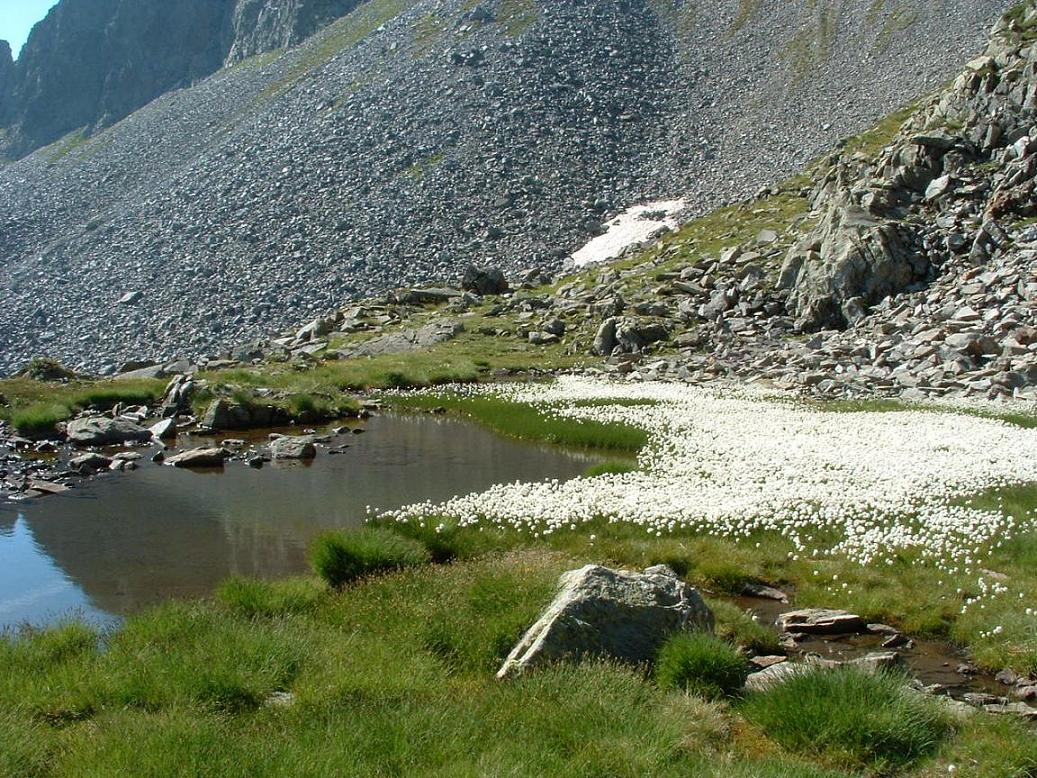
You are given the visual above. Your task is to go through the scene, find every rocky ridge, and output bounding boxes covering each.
[0,0,1004,376]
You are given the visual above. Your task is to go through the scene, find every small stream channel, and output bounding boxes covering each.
[0,413,597,631]
[729,593,1032,710]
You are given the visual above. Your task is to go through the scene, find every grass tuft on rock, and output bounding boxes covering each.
[741,665,952,772]
[311,528,431,588]
[654,631,751,700]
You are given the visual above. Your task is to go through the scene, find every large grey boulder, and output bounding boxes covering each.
[592,318,618,356]
[70,452,113,471]
[66,416,152,446]
[497,564,713,679]
[200,398,279,430]
[780,205,926,331]
[269,435,317,460]
[337,322,464,358]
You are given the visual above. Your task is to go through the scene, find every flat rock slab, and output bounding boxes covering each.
[67,417,152,446]
[776,608,867,635]
[337,322,464,359]
[165,447,229,468]
[27,479,69,496]
[746,651,900,693]
[497,564,713,679]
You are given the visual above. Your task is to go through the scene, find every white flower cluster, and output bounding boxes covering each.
[382,378,1037,570]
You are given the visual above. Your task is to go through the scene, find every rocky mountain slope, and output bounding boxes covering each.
[219,1,1037,406]
[0,0,1006,376]
[0,0,362,160]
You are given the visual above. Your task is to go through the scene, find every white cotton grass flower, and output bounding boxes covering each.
[380,377,1037,571]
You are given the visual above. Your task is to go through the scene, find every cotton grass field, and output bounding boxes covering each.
[382,377,1037,672]
[385,378,1037,571]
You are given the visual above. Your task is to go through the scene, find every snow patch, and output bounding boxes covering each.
[571,199,687,267]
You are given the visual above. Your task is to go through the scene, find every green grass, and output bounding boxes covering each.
[200,328,582,397]
[1004,2,1037,44]
[655,632,752,700]
[497,0,539,37]
[390,393,649,454]
[731,0,761,32]
[44,128,90,164]
[741,666,953,773]
[924,714,1037,777]
[217,577,326,619]
[841,102,919,160]
[708,598,783,655]
[311,528,431,588]
[404,151,444,179]
[3,547,1035,775]
[9,402,73,437]
[582,459,639,477]
[0,552,743,776]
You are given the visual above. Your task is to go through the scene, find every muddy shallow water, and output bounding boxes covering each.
[732,595,1022,704]
[0,414,597,631]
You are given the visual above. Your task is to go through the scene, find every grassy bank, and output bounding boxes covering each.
[3,547,1036,776]
[387,392,649,454]
[0,377,165,437]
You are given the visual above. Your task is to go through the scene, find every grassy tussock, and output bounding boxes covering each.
[311,528,431,588]
[742,666,952,772]
[654,632,751,700]
[217,577,326,619]
[582,459,639,477]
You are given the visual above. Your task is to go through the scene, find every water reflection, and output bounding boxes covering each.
[0,516,114,630]
[0,414,595,630]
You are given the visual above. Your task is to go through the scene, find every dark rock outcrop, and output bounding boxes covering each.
[0,0,363,160]
[0,40,13,122]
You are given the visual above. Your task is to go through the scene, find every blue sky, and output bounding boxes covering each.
[0,0,59,59]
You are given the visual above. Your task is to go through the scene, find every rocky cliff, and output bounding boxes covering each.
[0,0,1008,375]
[0,0,363,160]
[0,40,13,119]
[226,0,363,64]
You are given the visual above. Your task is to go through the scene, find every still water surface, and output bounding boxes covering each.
[0,414,595,631]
